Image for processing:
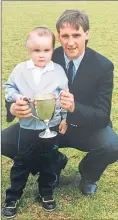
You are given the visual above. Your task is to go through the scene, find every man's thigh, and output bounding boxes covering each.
[58,125,118,153]
[86,126,118,156]
[57,127,88,150]
[57,132,71,149]
[1,123,20,159]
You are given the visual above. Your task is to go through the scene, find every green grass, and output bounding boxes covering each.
[2,1,118,220]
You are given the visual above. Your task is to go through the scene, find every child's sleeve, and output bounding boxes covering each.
[4,64,21,102]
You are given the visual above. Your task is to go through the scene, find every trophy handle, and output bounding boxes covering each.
[54,108,62,117]
[54,90,63,117]
[32,114,39,120]
[22,96,39,120]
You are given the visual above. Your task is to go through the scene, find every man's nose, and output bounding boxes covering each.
[67,37,75,46]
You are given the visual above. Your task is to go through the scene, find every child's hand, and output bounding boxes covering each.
[59,118,68,134]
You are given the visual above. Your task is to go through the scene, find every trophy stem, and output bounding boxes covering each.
[45,119,51,134]
[39,119,57,138]
[45,119,49,128]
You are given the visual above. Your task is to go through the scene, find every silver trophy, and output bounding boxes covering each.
[33,93,58,138]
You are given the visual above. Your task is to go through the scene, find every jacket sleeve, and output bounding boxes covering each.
[67,62,114,129]
[5,100,16,122]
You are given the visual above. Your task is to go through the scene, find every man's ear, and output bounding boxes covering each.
[57,33,60,42]
[85,30,89,40]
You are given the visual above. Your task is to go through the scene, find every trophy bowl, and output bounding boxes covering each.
[34,93,57,138]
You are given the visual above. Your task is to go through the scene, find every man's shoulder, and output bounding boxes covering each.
[54,46,63,54]
[86,47,114,69]
[52,46,64,64]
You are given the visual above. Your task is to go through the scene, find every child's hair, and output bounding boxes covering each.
[26,27,55,48]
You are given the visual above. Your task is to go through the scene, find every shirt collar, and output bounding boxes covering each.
[26,59,54,72]
[64,52,85,72]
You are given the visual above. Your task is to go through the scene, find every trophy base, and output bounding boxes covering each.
[39,130,57,138]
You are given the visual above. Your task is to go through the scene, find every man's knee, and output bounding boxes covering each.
[102,126,118,155]
[90,126,118,162]
[106,137,118,160]
[1,123,20,159]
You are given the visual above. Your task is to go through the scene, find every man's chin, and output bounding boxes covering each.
[66,53,78,59]
[65,50,83,59]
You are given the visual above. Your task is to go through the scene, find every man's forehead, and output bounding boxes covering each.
[59,23,85,33]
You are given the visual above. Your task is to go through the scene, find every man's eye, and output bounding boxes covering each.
[73,34,81,38]
[62,35,68,39]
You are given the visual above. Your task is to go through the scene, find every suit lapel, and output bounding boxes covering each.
[58,48,67,73]
[73,47,92,84]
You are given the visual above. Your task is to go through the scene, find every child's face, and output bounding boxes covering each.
[28,35,54,67]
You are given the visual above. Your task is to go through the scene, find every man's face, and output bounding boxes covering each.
[58,23,89,59]
[28,35,53,67]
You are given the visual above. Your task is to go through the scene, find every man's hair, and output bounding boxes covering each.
[26,27,55,48]
[56,10,89,33]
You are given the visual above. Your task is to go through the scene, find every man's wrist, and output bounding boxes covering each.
[70,102,75,113]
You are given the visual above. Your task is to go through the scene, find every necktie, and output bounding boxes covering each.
[67,60,74,85]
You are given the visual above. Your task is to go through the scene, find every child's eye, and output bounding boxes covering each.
[34,49,40,52]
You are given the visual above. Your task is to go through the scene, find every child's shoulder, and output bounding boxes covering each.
[53,62,64,72]
[14,60,28,70]
[11,60,29,77]
[53,62,67,80]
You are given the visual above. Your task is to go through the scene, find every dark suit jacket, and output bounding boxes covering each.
[52,46,114,133]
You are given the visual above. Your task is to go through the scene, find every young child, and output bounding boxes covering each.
[3,27,68,218]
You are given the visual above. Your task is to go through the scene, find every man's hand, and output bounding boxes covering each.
[10,100,33,119]
[60,90,75,113]
[59,118,68,134]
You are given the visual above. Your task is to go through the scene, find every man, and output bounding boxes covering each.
[2,10,118,197]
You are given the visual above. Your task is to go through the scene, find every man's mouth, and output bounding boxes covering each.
[67,48,77,52]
